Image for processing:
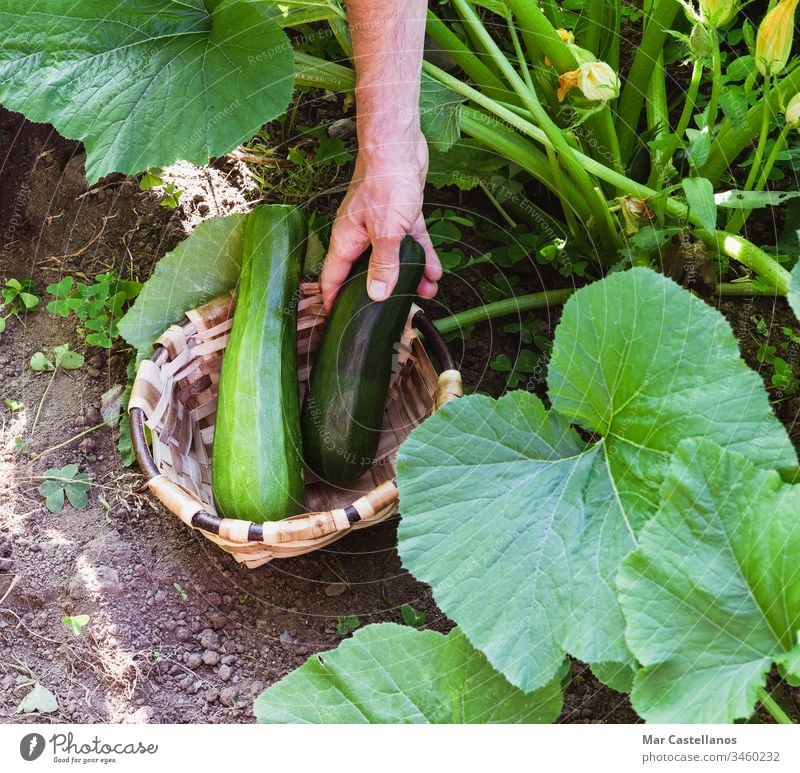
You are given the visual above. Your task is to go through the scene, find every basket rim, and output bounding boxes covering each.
[129,304,458,545]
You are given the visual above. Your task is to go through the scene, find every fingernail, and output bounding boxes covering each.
[368,280,387,299]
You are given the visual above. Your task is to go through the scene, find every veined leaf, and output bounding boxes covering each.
[253,624,563,723]
[682,177,717,233]
[0,1,294,182]
[715,190,800,209]
[427,139,506,190]
[397,268,796,693]
[619,439,800,723]
[118,213,246,359]
[419,76,464,152]
[789,261,800,322]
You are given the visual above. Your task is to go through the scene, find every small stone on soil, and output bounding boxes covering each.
[202,650,220,666]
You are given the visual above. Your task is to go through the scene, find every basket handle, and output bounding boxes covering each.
[412,310,463,409]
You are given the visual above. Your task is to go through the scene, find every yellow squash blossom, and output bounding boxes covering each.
[558,61,620,102]
[786,93,800,126]
[699,0,739,28]
[756,0,800,76]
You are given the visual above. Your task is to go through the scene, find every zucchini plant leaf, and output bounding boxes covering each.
[397,268,796,693]
[618,439,800,723]
[682,177,717,233]
[419,75,464,152]
[253,624,563,723]
[715,190,800,209]
[427,139,506,190]
[789,261,800,323]
[0,0,294,183]
[118,213,246,360]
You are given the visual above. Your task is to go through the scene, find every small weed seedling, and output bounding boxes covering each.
[47,271,141,348]
[61,614,90,636]
[173,583,189,601]
[491,349,539,388]
[28,344,84,442]
[38,464,91,513]
[399,603,426,629]
[0,277,40,336]
[139,168,184,208]
[4,398,23,412]
[336,615,360,636]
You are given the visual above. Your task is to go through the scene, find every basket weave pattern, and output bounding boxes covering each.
[130,283,462,567]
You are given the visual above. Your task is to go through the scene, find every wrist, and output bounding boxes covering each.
[356,111,423,161]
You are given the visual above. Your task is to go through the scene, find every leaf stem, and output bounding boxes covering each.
[30,414,123,463]
[757,687,794,724]
[652,57,704,189]
[424,10,511,103]
[705,28,722,136]
[433,288,574,335]
[29,369,57,440]
[616,0,681,160]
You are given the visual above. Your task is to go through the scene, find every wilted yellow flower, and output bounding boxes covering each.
[556,28,575,45]
[699,0,739,28]
[577,61,620,101]
[558,61,620,102]
[756,0,800,76]
[786,93,800,126]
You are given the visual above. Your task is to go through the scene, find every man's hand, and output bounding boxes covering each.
[319,0,439,310]
[322,129,440,308]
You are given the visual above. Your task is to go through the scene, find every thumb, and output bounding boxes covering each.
[367,235,402,301]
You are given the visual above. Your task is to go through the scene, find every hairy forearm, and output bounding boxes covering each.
[347,0,427,151]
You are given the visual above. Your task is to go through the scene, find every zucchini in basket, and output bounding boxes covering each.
[212,206,306,522]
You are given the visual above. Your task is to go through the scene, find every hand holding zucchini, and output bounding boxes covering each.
[212,206,307,522]
[302,235,426,483]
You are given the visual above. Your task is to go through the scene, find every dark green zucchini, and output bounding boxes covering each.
[212,205,306,522]
[302,236,426,482]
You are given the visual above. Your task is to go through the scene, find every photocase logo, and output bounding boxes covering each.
[19,733,45,762]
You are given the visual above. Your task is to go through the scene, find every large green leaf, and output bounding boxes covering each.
[427,139,506,190]
[789,261,800,323]
[618,439,800,723]
[397,268,796,693]
[118,213,246,359]
[253,624,563,723]
[419,75,464,152]
[0,1,294,182]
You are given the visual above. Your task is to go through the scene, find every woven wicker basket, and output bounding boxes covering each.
[129,283,462,568]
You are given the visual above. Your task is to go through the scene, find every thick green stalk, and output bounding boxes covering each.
[646,52,669,140]
[460,107,593,221]
[505,0,577,72]
[717,282,774,296]
[425,10,512,103]
[650,57,703,189]
[434,278,790,338]
[293,51,354,90]
[539,0,562,29]
[616,0,681,160]
[601,0,622,71]
[700,65,800,180]
[328,16,353,59]
[433,288,574,335]
[705,28,722,136]
[727,122,792,234]
[757,688,794,725]
[274,1,345,27]
[453,1,506,82]
[695,229,791,295]
[451,0,620,252]
[582,0,605,56]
